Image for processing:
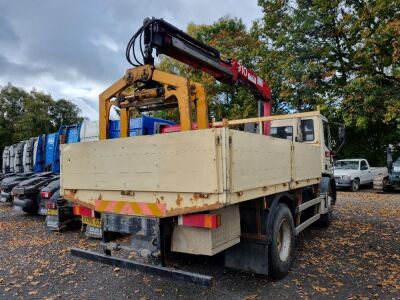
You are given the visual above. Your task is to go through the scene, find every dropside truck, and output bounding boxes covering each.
[61,18,337,285]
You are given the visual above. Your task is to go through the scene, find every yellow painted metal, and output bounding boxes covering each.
[119,108,129,138]
[98,65,209,138]
[192,83,209,129]
[152,69,196,131]
[212,110,321,127]
[99,77,126,140]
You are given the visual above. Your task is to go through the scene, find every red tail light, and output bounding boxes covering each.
[178,213,221,229]
[73,205,95,217]
[40,191,52,199]
[45,202,55,209]
[325,151,331,157]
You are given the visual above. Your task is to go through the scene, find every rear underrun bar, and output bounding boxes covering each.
[70,248,213,287]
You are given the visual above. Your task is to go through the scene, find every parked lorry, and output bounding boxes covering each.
[12,173,58,213]
[373,147,400,191]
[62,18,338,285]
[334,159,387,192]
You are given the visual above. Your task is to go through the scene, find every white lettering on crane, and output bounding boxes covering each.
[248,74,256,84]
[238,63,248,77]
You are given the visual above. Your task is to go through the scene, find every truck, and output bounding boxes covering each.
[373,147,400,191]
[334,159,387,192]
[61,18,338,285]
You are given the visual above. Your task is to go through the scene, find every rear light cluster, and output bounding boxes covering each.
[40,191,52,199]
[178,213,221,229]
[73,205,95,217]
[45,202,56,209]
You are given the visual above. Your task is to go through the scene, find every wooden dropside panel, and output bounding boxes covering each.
[292,142,321,182]
[61,129,221,194]
[229,131,292,193]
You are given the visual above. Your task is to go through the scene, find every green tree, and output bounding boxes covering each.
[0,83,83,154]
[157,17,265,121]
[256,0,400,165]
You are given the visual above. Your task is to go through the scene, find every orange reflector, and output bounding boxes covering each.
[178,214,221,229]
[72,205,80,216]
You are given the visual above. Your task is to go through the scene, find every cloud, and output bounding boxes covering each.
[0,0,262,120]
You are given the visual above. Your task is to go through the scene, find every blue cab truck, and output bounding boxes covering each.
[0,123,76,205]
[12,125,80,214]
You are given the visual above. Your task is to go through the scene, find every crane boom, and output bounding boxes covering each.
[127,17,272,134]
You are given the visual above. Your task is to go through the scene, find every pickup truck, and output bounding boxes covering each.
[334,159,387,191]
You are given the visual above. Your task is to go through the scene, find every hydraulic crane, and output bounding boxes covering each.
[99,17,272,139]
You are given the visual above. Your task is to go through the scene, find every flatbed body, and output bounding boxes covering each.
[61,128,321,217]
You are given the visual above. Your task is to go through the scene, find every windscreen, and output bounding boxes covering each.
[334,160,359,170]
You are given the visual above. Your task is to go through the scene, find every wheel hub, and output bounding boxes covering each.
[277,219,291,262]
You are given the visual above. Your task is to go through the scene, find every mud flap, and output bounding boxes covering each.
[224,239,269,275]
[46,206,77,231]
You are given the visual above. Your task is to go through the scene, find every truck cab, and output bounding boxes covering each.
[270,114,333,178]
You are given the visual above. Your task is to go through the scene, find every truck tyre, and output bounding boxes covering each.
[351,178,359,192]
[269,203,295,279]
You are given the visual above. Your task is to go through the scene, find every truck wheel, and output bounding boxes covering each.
[269,203,295,279]
[351,179,359,192]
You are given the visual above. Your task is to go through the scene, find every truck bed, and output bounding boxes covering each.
[61,128,321,217]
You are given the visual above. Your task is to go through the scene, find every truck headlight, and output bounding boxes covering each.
[342,175,351,180]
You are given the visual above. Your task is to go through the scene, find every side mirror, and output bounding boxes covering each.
[338,127,345,142]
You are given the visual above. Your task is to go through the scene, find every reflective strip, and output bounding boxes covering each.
[95,200,166,217]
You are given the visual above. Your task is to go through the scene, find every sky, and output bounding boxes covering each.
[0,0,263,120]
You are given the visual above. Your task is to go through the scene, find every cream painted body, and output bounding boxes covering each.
[270,114,333,176]
[61,127,321,217]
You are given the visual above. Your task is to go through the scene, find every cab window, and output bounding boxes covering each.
[270,126,293,141]
[360,160,368,170]
[301,120,314,141]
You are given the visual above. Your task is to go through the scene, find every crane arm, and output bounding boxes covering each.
[127,18,272,134]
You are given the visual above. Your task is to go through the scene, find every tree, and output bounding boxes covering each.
[0,84,83,153]
[256,0,400,165]
[157,17,266,122]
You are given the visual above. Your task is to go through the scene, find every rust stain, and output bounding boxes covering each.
[63,193,96,210]
[176,194,183,206]
[166,202,223,217]
[193,193,210,200]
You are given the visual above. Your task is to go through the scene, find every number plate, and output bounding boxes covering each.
[82,216,101,228]
[46,220,59,228]
[47,209,58,216]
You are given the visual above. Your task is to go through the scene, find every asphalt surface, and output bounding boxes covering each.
[0,189,399,299]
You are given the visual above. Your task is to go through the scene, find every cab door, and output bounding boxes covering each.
[359,160,372,183]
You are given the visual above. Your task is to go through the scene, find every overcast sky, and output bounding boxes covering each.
[0,0,263,119]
